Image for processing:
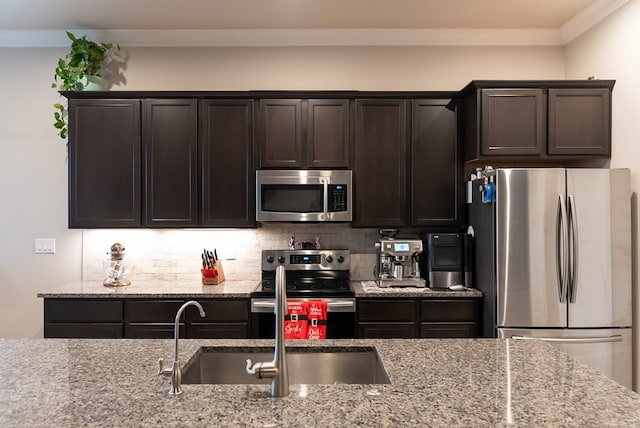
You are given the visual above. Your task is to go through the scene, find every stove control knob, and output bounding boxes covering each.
[266,255,274,263]
[277,256,285,264]
[325,255,334,263]
[337,255,345,263]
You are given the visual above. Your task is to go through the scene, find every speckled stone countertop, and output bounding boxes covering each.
[0,338,637,427]
[37,280,481,299]
[37,279,260,298]
[352,281,483,298]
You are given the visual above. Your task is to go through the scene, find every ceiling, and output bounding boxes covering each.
[0,0,629,47]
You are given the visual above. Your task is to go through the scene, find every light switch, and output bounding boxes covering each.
[35,238,56,254]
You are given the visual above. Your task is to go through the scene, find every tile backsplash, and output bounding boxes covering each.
[82,224,384,283]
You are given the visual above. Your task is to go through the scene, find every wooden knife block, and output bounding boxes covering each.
[202,261,225,285]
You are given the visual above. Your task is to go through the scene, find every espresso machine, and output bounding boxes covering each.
[375,234,426,288]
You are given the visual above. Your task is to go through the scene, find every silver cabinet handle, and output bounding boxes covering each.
[512,334,622,344]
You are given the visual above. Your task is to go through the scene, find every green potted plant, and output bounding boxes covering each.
[52,31,119,139]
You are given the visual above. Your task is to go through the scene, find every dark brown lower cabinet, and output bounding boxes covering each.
[357,297,480,338]
[44,299,124,338]
[45,323,124,339]
[358,322,416,339]
[43,298,249,339]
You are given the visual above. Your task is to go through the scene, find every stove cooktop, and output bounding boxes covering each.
[254,248,354,297]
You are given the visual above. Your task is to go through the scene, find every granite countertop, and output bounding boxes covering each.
[36,279,261,298]
[352,281,483,298]
[37,280,482,299]
[0,338,638,427]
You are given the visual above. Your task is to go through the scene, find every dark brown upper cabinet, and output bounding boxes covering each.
[480,89,545,156]
[257,98,350,169]
[142,99,198,227]
[411,99,463,227]
[68,99,141,228]
[547,88,610,156]
[463,80,614,163]
[353,99,408,227]
[307,99,350,168]
[200,99,255,227]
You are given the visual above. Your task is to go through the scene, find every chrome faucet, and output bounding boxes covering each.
[246,264,289,397]
[158,300,206,396]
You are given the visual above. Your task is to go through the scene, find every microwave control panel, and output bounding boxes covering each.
[328,184,348,212]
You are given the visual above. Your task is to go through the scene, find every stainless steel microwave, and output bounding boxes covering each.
[256,170,352,222]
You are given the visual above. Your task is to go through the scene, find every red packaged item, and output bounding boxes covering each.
[306,300,328,340]
[284,300,308,340]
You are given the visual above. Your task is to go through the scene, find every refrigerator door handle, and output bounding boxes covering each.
[556,195,569,303]
[567,195,579,303]
[511,334,623,344]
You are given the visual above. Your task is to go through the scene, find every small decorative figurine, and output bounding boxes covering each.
[289,236,296,250]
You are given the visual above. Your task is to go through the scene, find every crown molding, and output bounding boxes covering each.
[0,0,629,52]
[560,0,629,43]
[0,28,564,48]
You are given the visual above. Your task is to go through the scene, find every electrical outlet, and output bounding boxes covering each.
[35,238,56,254]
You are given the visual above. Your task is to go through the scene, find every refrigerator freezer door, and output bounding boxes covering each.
[499,327,632,389]
[566,169,631,328]
[495,169,566,328]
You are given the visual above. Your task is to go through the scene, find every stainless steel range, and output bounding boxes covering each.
[250,249,355,338]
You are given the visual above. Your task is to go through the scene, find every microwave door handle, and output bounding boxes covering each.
[322,178,329,220]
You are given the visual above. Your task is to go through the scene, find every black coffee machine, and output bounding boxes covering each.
[420,233,472,289]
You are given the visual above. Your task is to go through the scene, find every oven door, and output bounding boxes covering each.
[250,298,356,339]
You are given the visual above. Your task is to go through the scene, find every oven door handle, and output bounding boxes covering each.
[251,298,355,313]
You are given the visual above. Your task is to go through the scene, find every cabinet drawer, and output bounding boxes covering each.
[45,322,123,338]
[358,300,415,321]
[45,299,123,323]
[196,300,248,322]
[421,299,479,322]
[358,322,416,338]
[126,300,184,322]
[190,322,248,339]
[420,322,479,338]
[126,323,184,339]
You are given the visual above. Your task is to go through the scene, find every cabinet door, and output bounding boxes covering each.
[68,99,141,227]
[481,89,545,156]
[353,99,408,227]
[307,99,350,168]
[257,99,303,168]
[143,99,198,227]
[411,99,462,226]
[548,88,611,156]
[200,100,255,227]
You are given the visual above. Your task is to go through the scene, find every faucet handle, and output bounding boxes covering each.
[158,358,171,376]
[246,359,257,375]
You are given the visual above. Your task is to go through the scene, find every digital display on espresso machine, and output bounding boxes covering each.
[394,243,410,252]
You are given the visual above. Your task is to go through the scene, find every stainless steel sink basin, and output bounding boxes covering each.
[182,346,390,385]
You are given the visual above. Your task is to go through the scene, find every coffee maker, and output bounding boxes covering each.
[375,231,426,288]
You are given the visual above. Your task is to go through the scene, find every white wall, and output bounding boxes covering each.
[0,44,566,339]
[565,0,640,392]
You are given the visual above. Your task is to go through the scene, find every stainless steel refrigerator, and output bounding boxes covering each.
[468,168,632,388]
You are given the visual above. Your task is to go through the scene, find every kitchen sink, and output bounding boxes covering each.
[181,346,390,385]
